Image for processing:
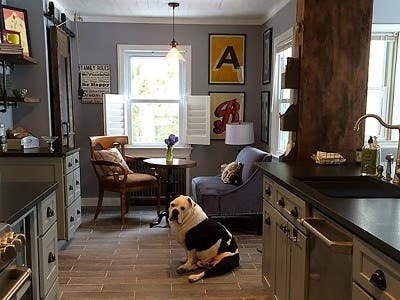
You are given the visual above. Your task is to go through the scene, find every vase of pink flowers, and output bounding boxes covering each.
[165,134,178,163]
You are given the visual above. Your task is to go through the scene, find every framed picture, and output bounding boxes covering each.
[209,34,246,84]
[209,92,245,139]
[261,91,271,144]
[79,64,111,104]
[1,5,31,57]
[262,28,272,84]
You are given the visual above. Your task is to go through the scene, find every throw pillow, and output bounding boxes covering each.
[221,161,243,185]
[93,148,133,176]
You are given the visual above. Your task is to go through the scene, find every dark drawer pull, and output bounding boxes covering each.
[69,185,74,191]
[290,207,299,218]
[264,216,271,225]
[68,162,72,167]
[277,198,285,207]
[75,159,79,164]
[48,252,56,263]
[76,180,80,185]
[70,216,75,222]
[77,209,81,215]
[46,207,54,218]
[369,269,386,291]
[265,187,271,196]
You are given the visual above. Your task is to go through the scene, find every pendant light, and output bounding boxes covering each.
[166,2,185,61]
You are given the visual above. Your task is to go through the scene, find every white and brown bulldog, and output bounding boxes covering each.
[168,195,240,283]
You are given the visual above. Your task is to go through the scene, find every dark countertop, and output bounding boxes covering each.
[256,161,400,263]
[0,182,58,224]
[0,147,79,157]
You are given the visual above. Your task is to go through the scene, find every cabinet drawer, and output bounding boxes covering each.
[43,279,59,300]
[66,202,76,239]
[263,176,276,205]
[72,152,80,169]
[352,282,374,300]
[39,222,58,298]
[275,185,308,225]
[73,167,81,200]
[73,197,82,229]
[353,237,400,300]
[65,172,75,206]
[38,191,57,236]
[64,154,74,174]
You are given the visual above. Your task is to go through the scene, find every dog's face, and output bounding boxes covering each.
[168,195,196,225]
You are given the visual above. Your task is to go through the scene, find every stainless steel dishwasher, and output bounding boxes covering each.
[301,208,353,300]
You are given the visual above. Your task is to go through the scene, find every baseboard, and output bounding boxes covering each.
[82,197,166,207]
[82,197,119,207]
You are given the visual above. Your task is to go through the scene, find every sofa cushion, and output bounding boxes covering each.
[235,146,267,181]
[221,162,243,184]
[192,176,237,196]
[93,148,133,176]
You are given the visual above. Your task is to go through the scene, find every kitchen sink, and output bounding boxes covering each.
[295,176,400,198]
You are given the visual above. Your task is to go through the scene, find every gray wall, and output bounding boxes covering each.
[8,0,52,138]
[259,0,297,153]
[373,0,400,23]
[73,22,262,197]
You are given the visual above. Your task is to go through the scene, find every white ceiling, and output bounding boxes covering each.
[53,0,290,25]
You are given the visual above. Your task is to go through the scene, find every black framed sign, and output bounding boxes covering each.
[262,28,272,84]
[261,91,271,144]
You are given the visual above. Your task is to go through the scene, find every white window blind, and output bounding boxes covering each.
[103,94,126,136]
[185,95,210,145]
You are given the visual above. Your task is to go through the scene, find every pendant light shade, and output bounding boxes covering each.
[166,2,185,61]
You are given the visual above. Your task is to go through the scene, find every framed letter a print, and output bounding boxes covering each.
[209,34,245,84]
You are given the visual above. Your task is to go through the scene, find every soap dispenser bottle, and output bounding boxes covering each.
[361,136,378,175]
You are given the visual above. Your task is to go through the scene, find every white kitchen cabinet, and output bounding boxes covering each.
[0,149,81,240]
[262,175,308,300]
[353,237,400,300]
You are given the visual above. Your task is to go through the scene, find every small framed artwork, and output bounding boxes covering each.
[209,92,245,139]
[262,28,273,84]
[209,34,246,84]
[1,5,31,57]
[261,91,271,144]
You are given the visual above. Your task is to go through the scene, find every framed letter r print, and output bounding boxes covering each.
[209,34,246,84]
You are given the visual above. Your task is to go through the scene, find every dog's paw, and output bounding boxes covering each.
[188,271,205,283]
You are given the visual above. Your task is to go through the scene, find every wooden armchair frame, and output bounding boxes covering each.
[89,135,161,223]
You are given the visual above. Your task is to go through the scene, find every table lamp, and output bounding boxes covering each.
[225,122,254,145]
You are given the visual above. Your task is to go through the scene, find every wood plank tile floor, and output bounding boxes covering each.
[58,207,273,299]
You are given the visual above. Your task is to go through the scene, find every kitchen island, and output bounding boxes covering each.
[257,161,400,300]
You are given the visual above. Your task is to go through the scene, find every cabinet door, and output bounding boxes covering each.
[39,222,58,298]
[352,282,374,300]
[73,167,81,200]
[262,201,276,289]
[274,212,290,300]
[288,226,307,300]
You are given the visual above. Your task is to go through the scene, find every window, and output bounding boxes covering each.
[117,45,191,146]
[366,26,400,145]
[270,29,293,156]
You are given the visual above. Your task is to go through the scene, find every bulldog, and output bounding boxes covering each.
[168,195,240,283]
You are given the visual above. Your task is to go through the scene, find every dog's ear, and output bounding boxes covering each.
[187,196,196,207]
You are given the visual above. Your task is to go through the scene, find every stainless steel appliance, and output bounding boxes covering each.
[301,209,353,300]
[0,223,31,300]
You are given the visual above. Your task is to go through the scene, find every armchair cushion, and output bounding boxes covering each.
[221,162,243,185]
[93,148,133,176]
[102,172,157,186]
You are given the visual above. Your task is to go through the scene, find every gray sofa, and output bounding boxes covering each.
[191,146,272,219]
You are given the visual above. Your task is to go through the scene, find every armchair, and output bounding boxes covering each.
[191,146,271,223]
[89,135,161,223]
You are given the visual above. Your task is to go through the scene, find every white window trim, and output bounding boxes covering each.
[367,25,400,148]
[117,44,192,150]
[270,28,294,157]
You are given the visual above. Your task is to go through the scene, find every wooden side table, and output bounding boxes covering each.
[144,158,197,227]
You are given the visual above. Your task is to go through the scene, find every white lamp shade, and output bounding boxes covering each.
[225,122,254,145]
[166,46,185,61]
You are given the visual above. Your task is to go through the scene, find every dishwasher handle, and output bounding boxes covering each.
[301,217,353,255]
[1,266,31,300]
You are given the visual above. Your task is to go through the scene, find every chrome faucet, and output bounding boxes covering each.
[354,114,400,185]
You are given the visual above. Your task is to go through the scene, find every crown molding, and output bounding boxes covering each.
[76,15,267,26]
[260,0,291,25]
